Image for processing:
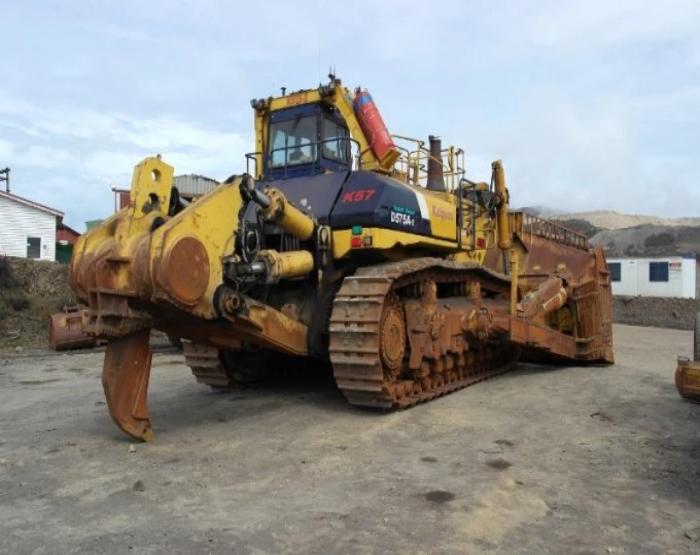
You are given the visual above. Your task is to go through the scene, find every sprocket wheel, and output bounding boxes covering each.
[379,293,407,382]
[220,349,271,384]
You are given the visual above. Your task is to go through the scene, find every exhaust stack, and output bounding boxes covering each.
[426,135,445,191]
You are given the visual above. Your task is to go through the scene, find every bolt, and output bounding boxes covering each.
[222,291,241,314]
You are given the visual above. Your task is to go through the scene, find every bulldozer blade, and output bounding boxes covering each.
[102,328,155,442]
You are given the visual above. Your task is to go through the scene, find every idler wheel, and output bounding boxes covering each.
[379,294,406,381]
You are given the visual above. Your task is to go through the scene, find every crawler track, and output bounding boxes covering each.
[184,342,272,387]
[329,258,519,409]
[183,341,233,387]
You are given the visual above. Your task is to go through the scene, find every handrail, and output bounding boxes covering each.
[247,137,361,179]
[520,213,589,250]
[391,134,465,191]
[245,152,260,176]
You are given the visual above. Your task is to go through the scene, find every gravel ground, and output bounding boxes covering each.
[1,324,699,554]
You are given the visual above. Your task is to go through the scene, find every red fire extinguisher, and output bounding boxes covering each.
[353,89,397,165]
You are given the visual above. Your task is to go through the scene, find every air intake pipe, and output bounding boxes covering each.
[426,135,446,192]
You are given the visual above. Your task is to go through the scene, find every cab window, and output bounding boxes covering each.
[269,116,317,167]
[322,118,350,162]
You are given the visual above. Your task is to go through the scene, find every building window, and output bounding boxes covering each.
[26,237,41,259]
[649,261,669,282]
[609,262,621,282]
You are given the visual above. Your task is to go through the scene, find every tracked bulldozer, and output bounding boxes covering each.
[70,75,614,441]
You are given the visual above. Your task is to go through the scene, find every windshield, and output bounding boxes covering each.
[269,116,317,168]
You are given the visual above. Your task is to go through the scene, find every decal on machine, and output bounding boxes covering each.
[390,205,416,227]
[285,92,309,106]
[414,192,430,220]
[341,189,376,203]
[431,204,453,221]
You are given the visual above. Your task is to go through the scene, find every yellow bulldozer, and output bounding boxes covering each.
[70,75,614,441]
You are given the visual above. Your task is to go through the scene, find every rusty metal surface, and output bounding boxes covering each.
[676,358,700,402]
[329,248,613,409]
[48,307,96,351]
[519,276,564,319]
[161,236,210,305]
[102,329,154,442]
[676,317,700,401]
[378,293,406,380]
[329,258,520,409]
[216,296,309,356]
[485,220,614,363]
[513,211,589,251]
[426,135,445,192]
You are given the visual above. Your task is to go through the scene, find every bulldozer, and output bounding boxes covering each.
[69,75,614,441]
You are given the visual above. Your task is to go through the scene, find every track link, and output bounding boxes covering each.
[329,258,518,409]
[182,341,233,387]
[183,342,272,388]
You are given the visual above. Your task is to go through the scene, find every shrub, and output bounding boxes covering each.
[0,256,14,288]
[4,291,30,311]
[644,232,675,248]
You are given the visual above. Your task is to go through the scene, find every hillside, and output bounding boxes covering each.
[589,224,700,258]
[550,210,700,231]
[518,207,700,258]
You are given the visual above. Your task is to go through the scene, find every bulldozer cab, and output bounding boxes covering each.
[263,103,353,180]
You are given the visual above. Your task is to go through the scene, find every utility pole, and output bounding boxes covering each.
[0,168,10,193]
[0,167,9,193]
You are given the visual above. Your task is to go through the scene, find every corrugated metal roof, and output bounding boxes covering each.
[174,174,218,197]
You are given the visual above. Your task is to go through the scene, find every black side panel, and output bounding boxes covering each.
[329,171,431,236]
[255,171,350,224]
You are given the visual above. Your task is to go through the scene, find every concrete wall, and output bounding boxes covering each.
[608,257,696,299]
[681,258,697,298]
[0,196,57,261]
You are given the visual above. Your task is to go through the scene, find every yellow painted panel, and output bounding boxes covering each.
[332,228,457,259]
[419,190,457,240]
[149,178,244,318]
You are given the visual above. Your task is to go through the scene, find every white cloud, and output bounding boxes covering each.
[506,1,700,54]
[1,0,698,224]
[0,140,14,159]
[0,94,251,227]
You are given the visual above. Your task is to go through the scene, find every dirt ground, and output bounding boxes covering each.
[1,324,699,554]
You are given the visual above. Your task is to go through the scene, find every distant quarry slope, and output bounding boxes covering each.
[551,210,700,231]
[519,208,700,258]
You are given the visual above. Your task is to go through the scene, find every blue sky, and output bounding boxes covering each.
[1,1,699,229]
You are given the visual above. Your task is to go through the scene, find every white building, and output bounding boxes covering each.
[607,256,698,299]
[0,190,64,261]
